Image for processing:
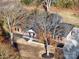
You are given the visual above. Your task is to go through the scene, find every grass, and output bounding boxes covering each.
[21,0,33,5]
[72,14,79,18]
[74,24,79,28]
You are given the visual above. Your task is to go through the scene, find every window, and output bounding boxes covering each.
[15,28,16,31]
[18,28,19,32]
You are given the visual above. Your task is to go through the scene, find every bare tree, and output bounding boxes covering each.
[45,0,52,10]
[0,0,27,45]
[27,1,62,56]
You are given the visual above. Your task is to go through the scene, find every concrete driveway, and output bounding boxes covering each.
[16,38,55,59]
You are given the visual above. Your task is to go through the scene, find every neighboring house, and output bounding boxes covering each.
[54,23,74,38]
[11,24,23,34]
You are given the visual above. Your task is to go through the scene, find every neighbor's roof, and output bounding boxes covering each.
[54,23,74,38]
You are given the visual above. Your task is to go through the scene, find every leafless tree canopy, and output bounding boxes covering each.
[26,11,63,37]
[0,0,27,31]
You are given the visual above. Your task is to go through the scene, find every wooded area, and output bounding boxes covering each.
[21,0,79,8]
[0,0,79,59]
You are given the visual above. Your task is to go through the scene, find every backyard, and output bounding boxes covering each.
[0,0,79,59]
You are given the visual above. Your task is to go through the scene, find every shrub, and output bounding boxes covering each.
[21,0,33,5]
[21,0,79,8]
[74,25,79,28]
[53,0,74,8]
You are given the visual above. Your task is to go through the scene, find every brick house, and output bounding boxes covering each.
[11,24,23,34]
